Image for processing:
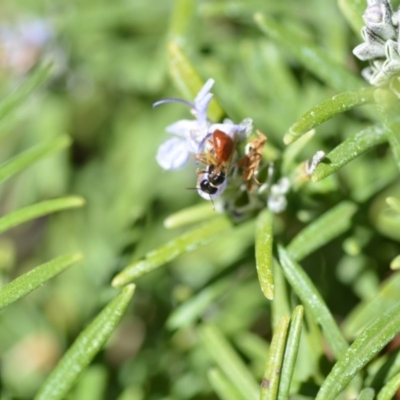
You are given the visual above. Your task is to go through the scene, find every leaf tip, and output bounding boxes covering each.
[283,133,296,145]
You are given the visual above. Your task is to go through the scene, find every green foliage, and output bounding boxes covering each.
[2,0,400,399]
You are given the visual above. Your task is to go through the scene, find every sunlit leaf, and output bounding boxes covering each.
[168,41,224,121]
[0,197,85,235]
[338,0,365,35]
[316,301,400,400]
[377,372,400,400]
[208,368,244,400]
[0,62,52,123]
[112,216,232,287]
[200,324,259,400]
[255,208,274,299]
[287,201,358,262]
[283,89,375,144]
[356,388,375,400]
[312,125,387,181]
[375,88,400,173]
[0,253,83,310]
[34,284,135,400]
[164,203,216,229]
[278,246,348,359]
[343,272,400,338]
[0,136,71,186]
[260,315,290,400]
[278,306,304,400]
[254,13,364,94]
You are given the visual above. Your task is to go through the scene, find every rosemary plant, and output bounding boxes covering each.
[1,0,400,399]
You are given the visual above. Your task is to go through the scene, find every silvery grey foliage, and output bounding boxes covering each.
[353,0,400,87]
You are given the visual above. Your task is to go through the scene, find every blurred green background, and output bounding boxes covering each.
[1,0,400,399]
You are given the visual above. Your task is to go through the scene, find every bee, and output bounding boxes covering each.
[196,129,236,198]
[237,130,267,191]
[196,166,227,200]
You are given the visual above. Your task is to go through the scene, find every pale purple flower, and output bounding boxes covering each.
[0,19,53,75]
[154,79,215,170]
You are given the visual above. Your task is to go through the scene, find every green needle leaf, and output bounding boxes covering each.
[375,88,400,173]
[283,89,375,144]
[208,368,244,400]
[377,372,400,400]
[312,125,387,181]
[0,62,53,122]
[255,208,274,299]
[356,388,375,400]
[200,324,259,400]
[164,203,216,228]
[338,0,365,35]
[254,13,364,93]
[287,201,358,262]
[278,306,304,400]
[260,315,290,400]
[112,216,232,287]
[278,246,348,359]
[34,284,135,400]
[316,301,400,400]
[0,196,85,235]
[0,253,83,310]
[168,41,224,121]
[0,136,71,186]
[343,272,400,338]
[386,197,400,215]
[166,278,232,330]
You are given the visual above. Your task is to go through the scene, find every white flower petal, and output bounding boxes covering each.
[195,79,215,105]
[156,137,190,170]
[166,120,200,137]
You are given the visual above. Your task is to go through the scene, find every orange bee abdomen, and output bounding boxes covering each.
[212,130,235,164]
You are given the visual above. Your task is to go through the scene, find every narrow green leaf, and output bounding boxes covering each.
[391,255,400,270]
[387,197,400,215]
[168,41,224,121]
[112,216,232,287]
[356,388,375,400]
[377,372,400,400]
[287,201,358,262]
[343,272,400,338]
[200,324,259,400]
[283,89,375,144]
[260,315,290,400]
[0,136,71,186]
[255,208,274,299]
[166,278,232,330]
[34,284,135,400]
[168,0,195,43]
[234,332,270,372]
[278,246,348,359]
[0,62,52,122]
[254,13,364,94]
[282,130,315,177]
[312,125,387,181]
[316,301,400,400]
[208,368,244,400]
[73,365,108,400]
[278,306,304,400]
[0,253,83,310]
[375,88,400,173]
[271,259,291,329]
[163,203,216,229]
[0,196,85,235]
[338,0,365,35]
